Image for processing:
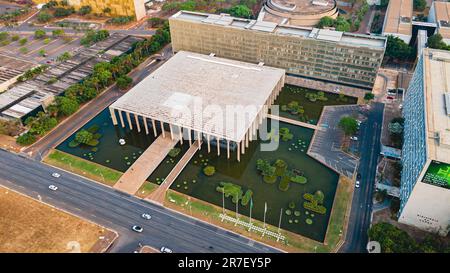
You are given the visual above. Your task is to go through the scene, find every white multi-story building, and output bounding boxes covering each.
[399,48,450,236]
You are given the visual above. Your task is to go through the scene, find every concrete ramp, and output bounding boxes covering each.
[114,134,178,194]
[147,141,201,205]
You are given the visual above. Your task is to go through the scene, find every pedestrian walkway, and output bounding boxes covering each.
[147,141,201,204]
[267,114,319,130]
[114,134,178,194]
[308,105,361,178]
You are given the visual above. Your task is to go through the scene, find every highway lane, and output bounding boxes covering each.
[0,150,280,253]
[340,102,384,253]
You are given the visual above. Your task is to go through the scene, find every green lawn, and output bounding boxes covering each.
[165,175,353,253]
[135,181,158,198]
[44,150,122,186]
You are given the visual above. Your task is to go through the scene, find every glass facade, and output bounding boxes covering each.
[400,56,427,213]
[169,18,385,90]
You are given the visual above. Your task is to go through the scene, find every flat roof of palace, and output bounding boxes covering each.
[110,51,285,143]
[382,0,413,37]
[170,10,386,49]
[423,48,450,163]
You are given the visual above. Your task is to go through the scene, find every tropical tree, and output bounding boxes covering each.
[368,223,417,253]
[427,34,450,51]
[338,116,358,136]
[37,11,53,23]
[116,75,133,90]
[75,129,94,145]
[34,29,46,39]
[56,96,79,116]
[413,0,426,11]
[78,5,92,16]
[385,35,414,60]
[364,93,375,102]
[57,51,71,62]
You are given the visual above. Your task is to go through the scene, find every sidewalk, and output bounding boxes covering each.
[114,134,178,195]
[147,141,200,204]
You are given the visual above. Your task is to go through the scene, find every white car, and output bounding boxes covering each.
[132,225,143,233]
[160,246,173,253]
[350,136,358,141]
[355,181,360,188]
[141,213,151,220]
[48,185,58,191]
[52,172,60,178]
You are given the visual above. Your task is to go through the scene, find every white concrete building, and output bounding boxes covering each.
[109,51,286,161]
[399,48,450,236]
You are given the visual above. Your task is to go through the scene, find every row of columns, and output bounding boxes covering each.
[108,78,283,162]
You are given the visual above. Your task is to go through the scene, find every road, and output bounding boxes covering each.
[0,149,280,253]
[24,45,173,160]
[340,102,384,253]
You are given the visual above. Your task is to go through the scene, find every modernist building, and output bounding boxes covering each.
[33,0,146,20]
[399,48,450,236]
[109,51,285,161]
[259,0,338,27]
[169,11,386,90]
[428,1,450,45]
[382,0,413,44]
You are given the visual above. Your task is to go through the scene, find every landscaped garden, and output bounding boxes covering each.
[170,121,339,242]
[273,85,357,124]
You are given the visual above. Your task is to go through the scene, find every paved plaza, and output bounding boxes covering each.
[308,105,362,178]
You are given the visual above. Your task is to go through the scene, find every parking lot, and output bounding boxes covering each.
[308,105,363,178]
[0,2,21,15]
[0,32,83,65]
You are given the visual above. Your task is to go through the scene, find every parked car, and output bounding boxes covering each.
[141,213,151,220]
[357,173,361,180]
[52,172,60,178]
[160,246,173,253]
[355,181,360,188]
[132,225,143,233]
[48,185,58,191]
[350,136,358,141]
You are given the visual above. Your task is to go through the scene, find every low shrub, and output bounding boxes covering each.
[203,165,216,176]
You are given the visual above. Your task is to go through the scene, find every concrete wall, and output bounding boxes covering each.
[169,16,385,90]
[399,177,450,236]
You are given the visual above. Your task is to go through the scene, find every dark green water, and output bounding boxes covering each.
[57,108,158,172]
[171,122,339,242]
[274,85,357,125]
[57,106,339,242]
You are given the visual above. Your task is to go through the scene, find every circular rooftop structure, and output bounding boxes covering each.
[263,0,338,27]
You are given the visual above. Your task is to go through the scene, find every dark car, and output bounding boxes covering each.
[357,173,361,180]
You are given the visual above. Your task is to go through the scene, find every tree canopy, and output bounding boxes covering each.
[413,0,426,11]
[427,34,450,51]
[222,5,253,19]
[338,116,358,136]
[385,35,414,60]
